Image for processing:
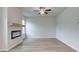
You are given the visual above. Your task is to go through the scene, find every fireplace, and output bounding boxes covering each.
[11,30,21,39]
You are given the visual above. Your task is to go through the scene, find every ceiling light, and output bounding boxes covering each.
[33,7,52,15]
[40,9,44,14]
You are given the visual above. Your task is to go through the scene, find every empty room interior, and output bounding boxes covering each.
[0,7,79,52]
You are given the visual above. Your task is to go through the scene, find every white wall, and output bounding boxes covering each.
[0,7,24,51]
[56,7,79,51]
[0,8,3,50]
[8,7,23,50]
[0,8,8,51]
[26,16,56,38]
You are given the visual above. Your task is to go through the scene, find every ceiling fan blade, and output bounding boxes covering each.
[39,7,45,9]
[44,12,48,14]
[45,9,51,11]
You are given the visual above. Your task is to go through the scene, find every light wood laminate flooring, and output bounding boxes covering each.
[9,38,76,52]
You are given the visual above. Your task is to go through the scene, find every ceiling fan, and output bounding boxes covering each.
[33,7,52,14]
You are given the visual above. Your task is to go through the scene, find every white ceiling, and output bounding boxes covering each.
[21,7,66,17]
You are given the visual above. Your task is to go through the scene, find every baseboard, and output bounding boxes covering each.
[0,39,23,52]
[7,40,23,51]
[56,37,78,52]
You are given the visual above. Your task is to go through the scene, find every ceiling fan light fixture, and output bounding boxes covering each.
[40,9,44,14]
[33,7,52,15]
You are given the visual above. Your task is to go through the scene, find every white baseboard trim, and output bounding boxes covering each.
[0,39,23,51]
[8,40,23,51]
[56,37,78,52]
[0,40,23,51]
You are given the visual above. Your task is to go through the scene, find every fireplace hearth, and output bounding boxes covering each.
[11,30,21,39]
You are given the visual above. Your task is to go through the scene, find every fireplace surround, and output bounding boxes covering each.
[11,30,21,39]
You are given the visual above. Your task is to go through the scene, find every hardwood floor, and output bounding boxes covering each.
[9,38,76,52]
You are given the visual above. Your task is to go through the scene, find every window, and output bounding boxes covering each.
[22,19,25,34]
